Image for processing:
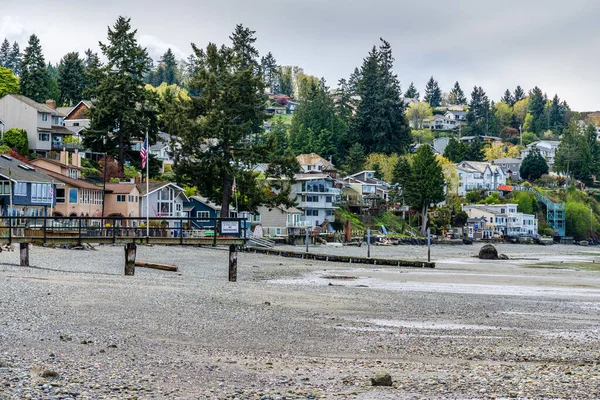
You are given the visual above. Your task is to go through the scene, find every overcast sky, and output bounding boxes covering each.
[2,0,600,110]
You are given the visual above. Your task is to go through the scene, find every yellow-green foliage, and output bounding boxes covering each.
[373,211,405,233]
[334,207,365,231]
[364,153,399,182]
[566,190,599,240]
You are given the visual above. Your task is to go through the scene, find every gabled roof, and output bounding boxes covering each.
[294,173,334,181]
[105,183,138,194]
[296,153,333,168]
[31,157,82,170]
[35,168,100,190]
[6,94,65,116]
[0,155,54,183]
[63,100,93,119]
[137,181,186,198]
[492,158,521,164]
[189,196,236,212]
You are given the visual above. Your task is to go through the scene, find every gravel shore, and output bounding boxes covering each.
[1,243,600,399]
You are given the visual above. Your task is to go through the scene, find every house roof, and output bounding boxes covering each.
[296,153,333,168]
[105,183,138,194]
[189,195,237,212]
[31,157,82,170]
[63,100,93,119]
[7,94,65,116]
[149,132,171,151]
[35,168,100,190]
[0,155,54,183]
[492,158,521,164]
[294,173,333,181]
[136,181,186,197]
[51,125,75,135]
[457,161,504,175]
[56,106,74,116]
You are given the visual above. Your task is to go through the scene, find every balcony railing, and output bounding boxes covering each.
[286,220,313,228]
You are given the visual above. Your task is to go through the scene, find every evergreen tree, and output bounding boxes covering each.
[465,86,490,136]
[348,67,361,95]
[260,52,278,93]
[447,81,467,105]
[58,52,85,106]
[424,76,442,107]
[0,39,10,68]
[397,145,445,236]
[350,39,411,154]
[8,42,21,75]
[344,142,365,174]
[174,26,297,216]
[268,120,290,158]
[20,34,49,102]
[85,16,159,175]
[278,65,293,96]
[443,137,466,163]
[159,48,179,85]
[46,62,60,102]
[513,85,525,102]
[528,86,546,134]
[519,147,549,181]
[230,24,259,70]
[554,119,592,185]
[463,139,484,161]
[500,89,514,106]
[289,78,347,162]
[404,81,419,100]
[548,94,565,133]
[83,49,102,98]
[333,78,353,123]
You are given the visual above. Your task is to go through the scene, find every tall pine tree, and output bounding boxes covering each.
[0,39,10,68]
[350,39,411,155]
[447,81,467,105]
[424,76,442,107]
[465,86,490,136]
[500,89,514,106]
[83,49,102,98]
[513,85,525,102]
[260,52,278,93]
[85,16,159,175]
[528,86,546,134]
[230,24,259,71]
[404,81,419,100]
[334,78,353,123]
[8,42,21,75]
[58,52,85,106]
[20,34,49,102]
[159,48,179,85]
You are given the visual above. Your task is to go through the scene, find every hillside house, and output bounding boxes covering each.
[0,94,75,155]
[343,170,390,202]
[291,173,338,229]
[455,161,507,197]
[491,158,522,181]
[463,203,537,238]
[520,141,560,165]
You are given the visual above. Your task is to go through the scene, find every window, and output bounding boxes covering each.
[276,228,281,235]
[325,210,334,216]
[69,188,78,203]
[253,214,261,222]
[0,181,9,194]
[306,209,319,216]
[80,189,90,204]
[73,122,80,127]
[41,113,48,121]
[116,194,126,202]
[230,211,237,218]
[31,183,52,203]
[325,196,333,203]
[128,195,133,202]
[197,211,210,221]
[38,133,50,141]
[306,195,319,202]
[14,182,27,196]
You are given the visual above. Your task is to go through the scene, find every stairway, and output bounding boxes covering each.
[248,233,275,248]
[512,186,566,236]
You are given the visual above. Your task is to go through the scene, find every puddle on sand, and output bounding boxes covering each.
[368,319,499,331]
[271,270,600,298]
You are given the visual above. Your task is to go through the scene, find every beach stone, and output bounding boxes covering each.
[499,253,509,260]
[463,237,473,245]
[371,371,392,386]
[579,240,589,246]
[479,244,498,260]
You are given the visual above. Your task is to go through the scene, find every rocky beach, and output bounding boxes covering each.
[1,243,600,399]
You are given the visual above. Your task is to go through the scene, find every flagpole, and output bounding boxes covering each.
[234,177,239,216]
[50,180,54,217]
[145,131,149,237]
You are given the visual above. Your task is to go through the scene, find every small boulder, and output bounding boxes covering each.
[580,240,589,246]
[462,237,473,245]
[499,253,509,260]
[371,371,392,387]
[478,244,498,260]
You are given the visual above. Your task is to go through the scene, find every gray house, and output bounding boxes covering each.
[491,158,522,181]
[0,95,74,155]
[249,205,306,237]
[137,182,188,228]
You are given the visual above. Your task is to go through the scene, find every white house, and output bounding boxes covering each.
[424,114,458,131]
[455,161,507,197]
[138,182,188,227]
[296,153,334,173]
[291,173,339,228]
[445,110,467,122]
[520,141,560,165]
[463,203,538,237]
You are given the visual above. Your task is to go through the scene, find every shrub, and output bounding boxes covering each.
[2,128,28,156]
[566,201,596,240]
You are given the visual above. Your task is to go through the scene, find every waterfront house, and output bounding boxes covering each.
[103,183,140,224]
[291,173,339,229]
[462,203,538,237]
[248,205,306,237]
[183,196,237,229]
[138,182,188,227]
[0,154,56,216]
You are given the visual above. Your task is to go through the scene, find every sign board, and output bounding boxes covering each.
[474,224,479,230]
[221,221,239,234]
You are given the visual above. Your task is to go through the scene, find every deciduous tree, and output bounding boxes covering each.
[406,102,433,129]
[0,66,19,97]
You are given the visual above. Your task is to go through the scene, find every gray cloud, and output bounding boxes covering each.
[2,0,600,110]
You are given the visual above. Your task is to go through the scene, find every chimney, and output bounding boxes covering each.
[45,99,57,109]
[59,150,68,165]
[71,151,81,168]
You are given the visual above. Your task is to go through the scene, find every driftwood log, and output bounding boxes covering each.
[134,261,178,272]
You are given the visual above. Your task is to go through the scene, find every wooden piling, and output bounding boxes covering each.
[19,243,29,266]
[229,244,237,282]
[124,243,136,276]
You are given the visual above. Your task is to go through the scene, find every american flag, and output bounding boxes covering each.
[140,138,148,169]
[49,185,53,200]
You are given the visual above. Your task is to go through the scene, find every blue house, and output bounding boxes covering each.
[0,154,56,217]
[184,196,238,229]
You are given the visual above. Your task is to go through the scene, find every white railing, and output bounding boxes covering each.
[286,220,313,228]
